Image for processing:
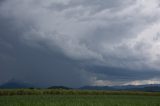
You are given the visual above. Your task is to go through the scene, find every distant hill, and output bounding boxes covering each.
[48,86,72,90]
[0,79,33,89]
[79,86,115,90]
[1,79,160,92]
[79,84,160,92]
[125,86,160,92]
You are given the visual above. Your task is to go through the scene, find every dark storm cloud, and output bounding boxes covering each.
[86,66,160,81]
[0,0,5,3]
[1,0,160,86]
[0,16,90,87]
[0,17,18,83]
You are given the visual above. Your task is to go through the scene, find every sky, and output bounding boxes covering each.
[1,0,160,87]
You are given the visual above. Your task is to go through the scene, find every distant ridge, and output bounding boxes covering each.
[48,86,72,90]
[0,79,33,89]
[79,84,160,92]
[1,79,160,92]
[79,86,115,90]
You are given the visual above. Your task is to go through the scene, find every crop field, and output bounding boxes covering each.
[0,89,160,106]
[1,95,160,106]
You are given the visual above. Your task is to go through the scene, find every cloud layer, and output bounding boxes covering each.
[1,0,160,86]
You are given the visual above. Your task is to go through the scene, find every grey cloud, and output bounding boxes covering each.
[0,16,90,87]
[0,34,90,87]
[1,0,160,86]
[87,66,160,81]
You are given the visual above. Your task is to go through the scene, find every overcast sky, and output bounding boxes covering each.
[1,0,160,87]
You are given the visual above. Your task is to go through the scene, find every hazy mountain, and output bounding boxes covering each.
[48,86,72,90]
[79,86,115,90]
[1,79,160,92]
[0,79,33,89]
[79,84,160,92]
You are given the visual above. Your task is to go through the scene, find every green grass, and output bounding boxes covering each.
[1,89,160,96]
[1,89,160,106]
[0,95,160,106]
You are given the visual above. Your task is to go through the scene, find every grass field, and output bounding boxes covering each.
[1,89,160,96]
[0,89,160,106]
[1,95,160,106]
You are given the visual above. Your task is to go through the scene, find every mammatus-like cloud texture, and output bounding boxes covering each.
[1,0,160,86]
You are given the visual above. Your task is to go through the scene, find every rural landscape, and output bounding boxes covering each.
[0,79,160,106]
[1,0,160,105]
[0,89,160,106]
[1,89,160,106]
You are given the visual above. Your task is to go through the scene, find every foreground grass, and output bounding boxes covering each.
[0,95,160,106]
[1,89,160,106]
